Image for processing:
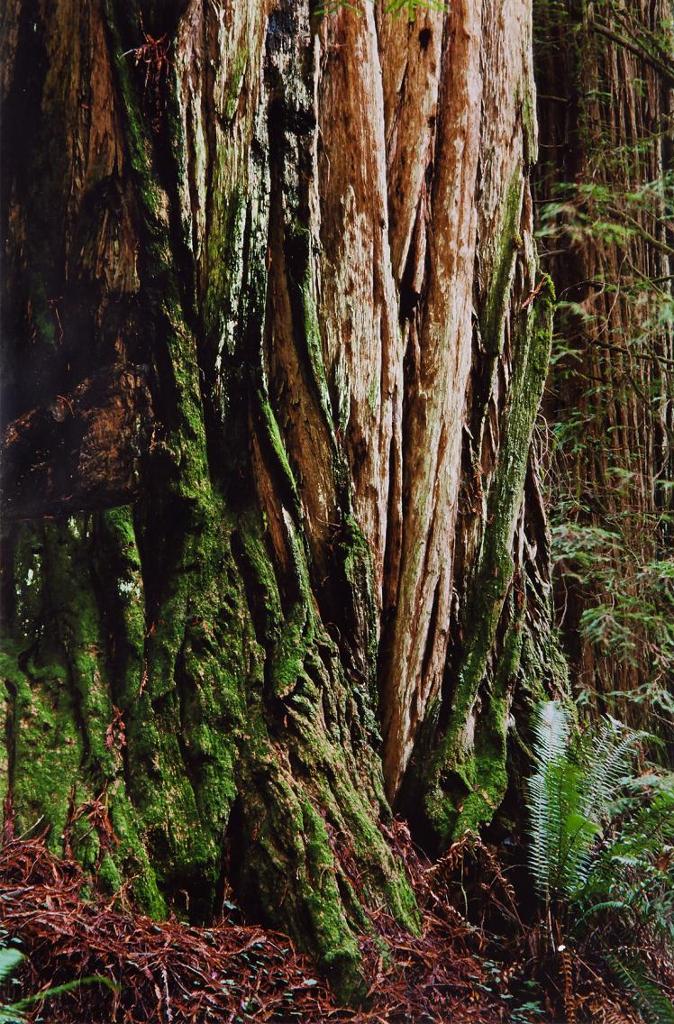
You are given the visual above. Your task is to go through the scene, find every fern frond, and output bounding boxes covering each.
[527,702,572,898]
[607,955,674,1024]
[0,948,23,985]
[532,700,572,768]
[527,702,598,899]
[0,947,25,1024]
[0,1010,25,1024]
[527,764,554,898]
[582,720,641,821]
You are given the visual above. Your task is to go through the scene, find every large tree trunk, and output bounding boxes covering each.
[535,0,674,753]
[1,0,561,989]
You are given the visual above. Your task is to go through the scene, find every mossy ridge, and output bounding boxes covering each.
[469,175,525,469]
[1,0,233,914]
[129,509,246,911]
[105,1,210,504]
[450,598,525,835]
[419,276,556,846]
[0,638,81,844]
[230,747,367,1002]
[205,186,248,370]
[254,390,304,518]
[0,429,406,986]
[1,517,166,916]
[231,510,419,975]
[258,0,381,718]
[300,262,335,434]
[100,4,246,902]
[189,24,411,984]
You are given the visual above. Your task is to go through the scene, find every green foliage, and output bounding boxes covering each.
[535,31,674,735]
[0,948,23,987]
[551,512,674,720]
[525,702,674,1018]
[578,773,674,947]
[526,701,639,900]
[0,939,116,1022]
[0,946,24,1024]
[607,956,674,1024]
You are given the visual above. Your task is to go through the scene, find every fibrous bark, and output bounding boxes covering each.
[0,0,561,986]
[1,365,153,519]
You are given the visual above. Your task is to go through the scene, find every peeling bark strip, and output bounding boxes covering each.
[314,0,557,807]
[404,278,557,847]
[0,0,559,988]
[375,0,485,797]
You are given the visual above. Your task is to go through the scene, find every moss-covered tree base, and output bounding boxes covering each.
[2,493,419,1000]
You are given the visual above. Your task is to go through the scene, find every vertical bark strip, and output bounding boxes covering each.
[396,0,566,849]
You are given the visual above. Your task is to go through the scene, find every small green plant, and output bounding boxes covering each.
[526,701,674,1022]
[0,940,116,1022]
[527,701,642,900]
[0,945,24,1024]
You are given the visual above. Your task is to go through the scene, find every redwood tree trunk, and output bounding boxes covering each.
[535,0,674,753]
[1,0,560,989]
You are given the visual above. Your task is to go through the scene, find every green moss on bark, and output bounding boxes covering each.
[480,179,525,357]
[1,1,420,1000]
[414,277,555,846]
[450,607,524,834]
[1,518,166,915]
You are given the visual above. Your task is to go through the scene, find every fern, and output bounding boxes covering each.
[607,956,674,1024]
[581,717,642,821]
[0,948,23,987]
[0,946,25,1024]
[527,702,600,899]
[527,701,568,897]
[532,700,572,765]
[526,704,674,1019]
[0,943,116,1022]
[526,702,653,901]
[583,774,674,945]
[0,1006,22,1020]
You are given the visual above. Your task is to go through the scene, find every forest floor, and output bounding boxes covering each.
[0,826,645,1024]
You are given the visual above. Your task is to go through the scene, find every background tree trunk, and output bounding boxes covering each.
[535,0,674,755]
[2,0,561,989]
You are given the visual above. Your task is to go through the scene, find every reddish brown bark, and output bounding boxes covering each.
[0,0,561,980]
